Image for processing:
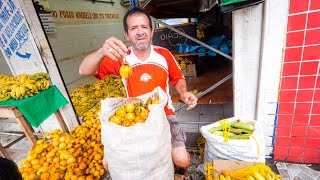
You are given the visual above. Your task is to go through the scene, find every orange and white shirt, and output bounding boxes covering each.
[96,45,184,115]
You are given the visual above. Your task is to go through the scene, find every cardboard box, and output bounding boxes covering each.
[212,160,258,178]
[182,64,197,78]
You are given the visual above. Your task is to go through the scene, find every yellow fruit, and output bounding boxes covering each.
[152,98,160,104]
[124,112,135,122]
[119,63,132,78]
[134,116,144,123]
[139,108,149,120]
[124,103,135,113]
[109,115,122,125]
[115,108,126,118]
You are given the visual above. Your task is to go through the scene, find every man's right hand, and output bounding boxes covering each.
[98,37,128,61]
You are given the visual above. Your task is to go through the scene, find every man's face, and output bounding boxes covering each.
[125,13,153,50]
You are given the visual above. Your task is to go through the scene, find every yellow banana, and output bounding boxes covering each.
[19,74,28,83]
[6,81,20,85]
[11,87,17,98]
[25,78,36,84]
[45,79,50,89]
[20,85,26,97]
[265,172,274,180]
[10,84,19,91]
[247,175,255,180]
[24,83,35,90]
[253,171,266,180]
[15,86,21,98]
[225,175,231,180]
[220,175,227,180]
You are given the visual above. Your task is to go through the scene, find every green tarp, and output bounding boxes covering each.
[221,0,248,6]
[0,86,68,127]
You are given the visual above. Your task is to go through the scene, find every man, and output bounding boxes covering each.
[79,7,198,174]
[0,157,22,180]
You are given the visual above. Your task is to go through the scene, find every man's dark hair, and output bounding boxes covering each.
[0,157,22,180]
[123,7,152,33]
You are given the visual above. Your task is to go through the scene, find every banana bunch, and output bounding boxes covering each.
[29,72,50,81]
[70,76,126,117]
[0,86,11,102]
[196,22,208,41]
[9,74,40,99]
[29,72,51,91]
[0,73,50,101]
[175,56,194,69]
[0,74,17,84]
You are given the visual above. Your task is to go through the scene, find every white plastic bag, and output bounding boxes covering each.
[99,87,174,180]
[200,117,265,166]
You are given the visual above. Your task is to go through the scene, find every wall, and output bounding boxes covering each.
[256,0,289,158]
[274,0,320,163]
[233,4,263,122]
[44,0,128,85]
[0,52,12,75]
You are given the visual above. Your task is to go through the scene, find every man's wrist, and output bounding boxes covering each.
[179,88,187,95]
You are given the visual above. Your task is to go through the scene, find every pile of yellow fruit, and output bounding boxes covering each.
[0,73,50,102]
[206,162,282,180]
[70,76,126,117]
[109,97,159,127]
[19,107,105,180]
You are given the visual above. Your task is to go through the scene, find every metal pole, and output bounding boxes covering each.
[151,17,233,61]
[141,0,152,8]
[175,73,233,113]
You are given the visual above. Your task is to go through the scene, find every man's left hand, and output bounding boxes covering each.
[180,91,198,110]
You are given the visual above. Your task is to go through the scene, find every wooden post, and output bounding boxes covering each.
[54,110,69,132]
[0,143,10,159]
[11,108,38,144]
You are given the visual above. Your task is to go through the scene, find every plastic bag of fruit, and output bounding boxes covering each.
[200,117,265,166]
[99,86,174,180]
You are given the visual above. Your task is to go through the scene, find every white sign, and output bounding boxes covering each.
[39,13,56,33]
[0,0,37,61]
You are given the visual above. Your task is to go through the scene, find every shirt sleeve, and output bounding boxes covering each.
[96,56,122,80]
[163,49,185,86]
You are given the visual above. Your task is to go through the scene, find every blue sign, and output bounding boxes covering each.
[0,0,30,60]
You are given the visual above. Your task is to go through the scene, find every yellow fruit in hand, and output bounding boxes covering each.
[124,104,135,113]
[109,115,122,125]
[119,63,132,78]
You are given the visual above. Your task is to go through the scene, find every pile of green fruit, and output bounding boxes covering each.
[208,120,255,140]
[70,76,126,117]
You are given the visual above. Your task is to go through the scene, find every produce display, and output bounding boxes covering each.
[175,56,195,69]
[19,107,105,180]
[0,73,51,102]
[70,76,126,117]
[109,97,159,127]
[206,162,282,180]
[208,120,254,140]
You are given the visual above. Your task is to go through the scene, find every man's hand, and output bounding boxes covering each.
[98,37,128,61]
[180,91,198,110]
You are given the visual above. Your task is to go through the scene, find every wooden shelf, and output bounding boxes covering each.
[171,51,198,57]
